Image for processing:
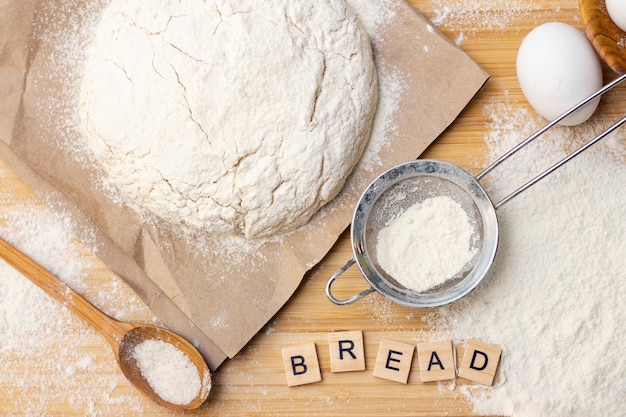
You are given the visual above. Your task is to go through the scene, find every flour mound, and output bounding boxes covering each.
[79,0,377,239]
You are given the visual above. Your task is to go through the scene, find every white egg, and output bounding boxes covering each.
[516,22,603,126]
[606,0,626,32]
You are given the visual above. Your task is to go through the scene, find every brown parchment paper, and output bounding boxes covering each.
[0,0,488,370]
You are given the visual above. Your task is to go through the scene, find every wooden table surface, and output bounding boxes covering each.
[1,0,623,415]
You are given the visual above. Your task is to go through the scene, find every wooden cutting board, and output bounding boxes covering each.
[0,0,623,415]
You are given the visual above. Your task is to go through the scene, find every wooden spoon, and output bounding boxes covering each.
[579,0,626,75]
[0,236,211,411]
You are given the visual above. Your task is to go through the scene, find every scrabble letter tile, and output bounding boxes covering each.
[281,343,322,386]
[328,330,366,373]
[417,340,456,382]
[373,338,415,383]
[458,339,502,386]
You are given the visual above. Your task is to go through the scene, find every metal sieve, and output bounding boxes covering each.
[326,72,626,308]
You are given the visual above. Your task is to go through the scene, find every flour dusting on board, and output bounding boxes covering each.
[0,185,154,415]
[428,100,626,416]
[428,0,531,41]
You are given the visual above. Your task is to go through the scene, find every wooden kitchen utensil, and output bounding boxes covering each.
[0,236,211,411]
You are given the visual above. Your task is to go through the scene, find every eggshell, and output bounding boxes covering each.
[516,22,603,126]
[606,0,626,32]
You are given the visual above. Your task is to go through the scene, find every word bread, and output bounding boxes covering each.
[281,331,502,387]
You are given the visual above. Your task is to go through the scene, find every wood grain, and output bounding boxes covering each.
[0,0,624,415]
[579,0,626,75]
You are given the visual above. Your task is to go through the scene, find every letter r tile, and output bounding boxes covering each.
[281,343,322,387]
[373,338,415,384]
[458,339,502,386]
[328,330,366,373]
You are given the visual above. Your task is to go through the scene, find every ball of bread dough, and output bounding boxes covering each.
[80,0,377,239]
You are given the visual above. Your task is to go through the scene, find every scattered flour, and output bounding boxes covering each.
[132,339,202,405]
[0,175,154,416]
[346,0,396,39]
[427,0,532,40]
[429,101,626,416]
[376,195,476,292]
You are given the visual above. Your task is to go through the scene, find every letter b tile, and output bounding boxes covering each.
[281,343,322,387]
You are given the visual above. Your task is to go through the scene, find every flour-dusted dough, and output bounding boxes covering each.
[79,0,377,239]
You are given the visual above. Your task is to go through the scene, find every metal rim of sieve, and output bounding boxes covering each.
[326,159,499,308]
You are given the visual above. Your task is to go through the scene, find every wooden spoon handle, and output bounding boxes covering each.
[0,236,133,351]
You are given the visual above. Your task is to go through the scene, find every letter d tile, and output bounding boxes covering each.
[458,339,502,386]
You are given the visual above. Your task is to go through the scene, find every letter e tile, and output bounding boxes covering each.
[373,338,415,383]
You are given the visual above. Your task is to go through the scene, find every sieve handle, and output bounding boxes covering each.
[476,72,626,209]
[326,258,375,306]
[492,113,626,209]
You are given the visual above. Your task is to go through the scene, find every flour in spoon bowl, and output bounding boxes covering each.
[132,339,204,406]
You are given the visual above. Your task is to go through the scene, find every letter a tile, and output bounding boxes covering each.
[328,330,366,373]
[458,339,502,386]
[281,343,322,387]
[373,338,415,383]
[417,340,456,382]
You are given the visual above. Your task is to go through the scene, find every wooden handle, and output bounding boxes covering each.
[0,236,133,353]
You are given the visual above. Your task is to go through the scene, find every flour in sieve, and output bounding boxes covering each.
[376,195,477,292]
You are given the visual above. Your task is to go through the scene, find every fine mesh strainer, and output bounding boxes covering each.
[326,72,626,308]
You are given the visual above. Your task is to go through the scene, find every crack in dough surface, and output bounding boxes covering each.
[79,0,377,239]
